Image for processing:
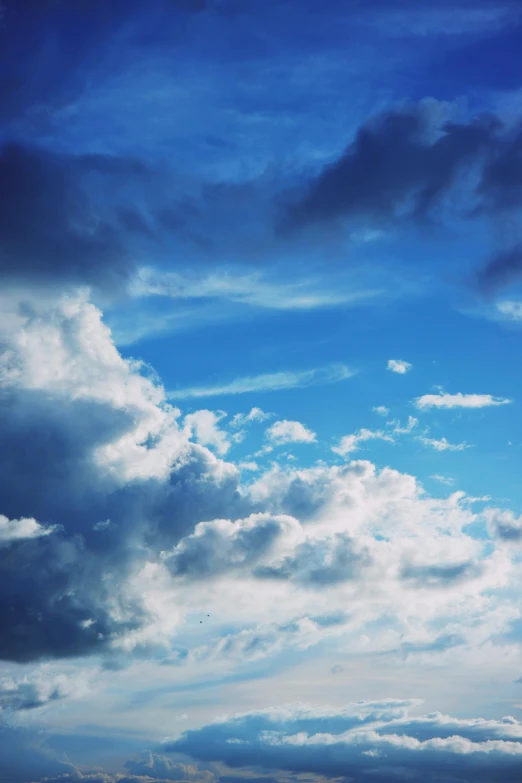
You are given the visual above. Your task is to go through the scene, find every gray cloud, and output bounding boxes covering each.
[165,701,522,783]
[254,534,371,587]
[282,106,500,231]
[399,559,483,587]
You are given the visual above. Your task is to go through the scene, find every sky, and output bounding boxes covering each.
[1,1,522,781]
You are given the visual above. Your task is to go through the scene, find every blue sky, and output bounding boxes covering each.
[1,1,522,782]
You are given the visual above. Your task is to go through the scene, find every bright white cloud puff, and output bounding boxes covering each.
[266,420,317,445]
[387,359,412,374]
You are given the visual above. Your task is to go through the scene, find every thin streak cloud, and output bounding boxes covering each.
[415,392,512,409]
[167,364,355,399]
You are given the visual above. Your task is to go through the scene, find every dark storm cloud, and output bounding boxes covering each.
[0,143,146,291]
[281,107,500,231]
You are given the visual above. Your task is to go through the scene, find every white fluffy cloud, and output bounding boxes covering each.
[184,410,231,455]
[387,359,412,374]
[416,392,511,409]
[0,514,56,545]
[372,405,389,416]
[266,420,317,445]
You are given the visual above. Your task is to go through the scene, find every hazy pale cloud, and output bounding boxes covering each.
[372,405,390,416]
[496,300,522,321]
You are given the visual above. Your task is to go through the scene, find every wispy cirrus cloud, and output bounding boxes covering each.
[415,392,512,409]
[131,267,382,312]
[419,436,471,452]
[332,428,394,456]
[167,363,355,400]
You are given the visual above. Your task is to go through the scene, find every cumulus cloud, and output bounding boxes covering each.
[332,429,394,456]
[372,405,389,416]
[0,290,244,662]
[165,701,522,783]
[0,514,56,545]
[387,359,412,374]
[415,392,512,409]
[419,436,470,451]
[485,509,522,542]
[266,420,317,445]
[184,410,231,455]
[163,513,295,579]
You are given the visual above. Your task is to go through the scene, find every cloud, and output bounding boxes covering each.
[167,364,355,399]
[485,509,522,542]
[496,300,522,321]
[124,751,215,782]
[0,669,89,712]
[254,533,371,587]
[332,429,394,456]
[0,724,75,782]
[281,103,497,229]
[266,420,317,445]
[387,359,412,374]
[230,408,272,428]
[431,475,455,486]
[372,405,390,416]
[415,392,512,409]
[478,245,522,293]
[0,290,244,662]
[0,514,57,545]
[164,701,522,782]
[163,514,293,579]
[0,143,143,293]
[279,101,522,238]
[184,410,231,455]
[419,436,471,451]
[392,415,418,433]
[131,266,381,312]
